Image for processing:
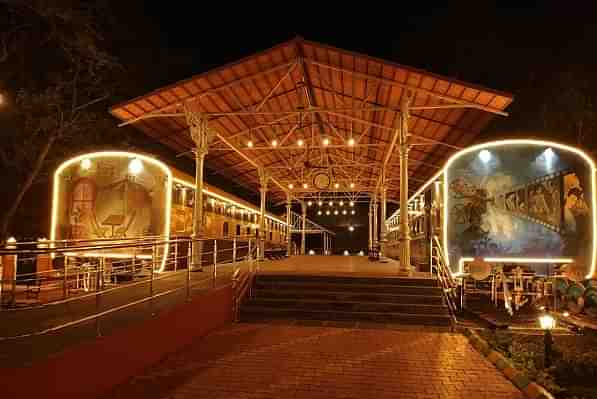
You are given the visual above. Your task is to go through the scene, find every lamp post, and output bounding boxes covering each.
[539,311,556,368]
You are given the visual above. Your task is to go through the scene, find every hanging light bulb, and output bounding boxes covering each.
[334,183,340,189]
[349,201,354,207]
[307,201,313,206]
[342,210,347,215]
[351,210,356,215]
[317,210,322,215]
[350,183,355,189]
[347,138,355,146]
[329,201,333,206]
[326,210,331,215]
[322,137,330,146]
[348,225,355,232]
[339,201,344,206]
[128,158,143,175]
[297,139,304,147]
[247,140,254,148]
[318,200,323,206]
[271,139,278,147]
[334,210,339,215]
[80,158,92,170]
[303,182,309,189]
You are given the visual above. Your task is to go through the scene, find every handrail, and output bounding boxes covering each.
[431,236,459,328]
[0,236,260,340]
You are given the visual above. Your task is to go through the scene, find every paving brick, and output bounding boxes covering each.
[101,323,523,399]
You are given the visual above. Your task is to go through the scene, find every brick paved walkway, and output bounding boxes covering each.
[103,323,523,399]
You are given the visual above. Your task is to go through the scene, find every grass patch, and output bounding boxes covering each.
[478,329,597,398]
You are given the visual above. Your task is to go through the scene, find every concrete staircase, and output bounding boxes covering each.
[240,274,452,326]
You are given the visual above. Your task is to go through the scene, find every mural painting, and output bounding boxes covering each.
[446,145,593,275]
[56,157,169,241]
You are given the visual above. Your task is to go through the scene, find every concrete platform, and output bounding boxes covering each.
[256,255,432,279]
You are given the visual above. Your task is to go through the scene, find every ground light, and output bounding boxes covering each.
[343,250,349,256]
[308,249,315,255]
[539,311,556,368]
[358,250,364,256]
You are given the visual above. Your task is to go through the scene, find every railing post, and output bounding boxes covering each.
[233,238,237,264]
[187,240,192,301]
[213,239,217,287]
[63,255,68,299]
[149,257,154,316]
[173,238,178,272]
[95,258,103,337]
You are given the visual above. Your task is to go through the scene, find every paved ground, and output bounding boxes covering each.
[102,323,523,399]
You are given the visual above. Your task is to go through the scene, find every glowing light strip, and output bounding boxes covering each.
[173,178,287,225]
[443,140,597,278]
[458,256,573,277]
[51,151,172,273]
[64,252,154,260]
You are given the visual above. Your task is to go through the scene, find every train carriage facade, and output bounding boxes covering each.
[50,151,287,266]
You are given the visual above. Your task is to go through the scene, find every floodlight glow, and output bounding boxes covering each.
[271,139,278,147]
[322,138,330,146]
[444,139,597,278]
[303,183,309,189]
[478,150,491,163]
[334,183,340,189]
[80,158,92,170]
[288,183,294,189]
[297,139,304,147]
[348,138,355,146]
[539,314,556,330]
[350,183,355,188]
[247,140,254,148]
[128,158,143,175]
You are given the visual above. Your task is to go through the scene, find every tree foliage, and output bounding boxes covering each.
[0,0,132,240]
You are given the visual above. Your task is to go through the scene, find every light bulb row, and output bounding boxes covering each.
[288,182,356,190]
[309,200,354,207]
[317,209,356,216]
[247,137,356,148]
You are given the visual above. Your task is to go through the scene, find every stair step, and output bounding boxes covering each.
[245,298,449,314]
[254,281,442,296]
[255,274,438,287]
[241,306,452,326]
[253,290,444,305]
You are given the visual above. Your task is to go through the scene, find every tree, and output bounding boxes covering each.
[0,1,130,240]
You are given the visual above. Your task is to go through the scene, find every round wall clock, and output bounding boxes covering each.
[313,172,331,190]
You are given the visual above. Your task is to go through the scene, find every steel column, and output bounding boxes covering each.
[372,194,378,248]
[286,193,292,256]
[301,202,307,255]
[186,109,214,271]
[398,95,413,274]
[380,185,387,257]
[258,169,269,261]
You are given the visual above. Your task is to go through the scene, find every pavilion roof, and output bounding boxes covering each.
[110,37,513,203]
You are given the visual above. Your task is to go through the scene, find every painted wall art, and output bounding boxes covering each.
[445,143,594,276]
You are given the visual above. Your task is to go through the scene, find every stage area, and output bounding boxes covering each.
[257,256,431,278]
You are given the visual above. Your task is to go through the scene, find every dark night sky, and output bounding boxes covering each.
[102,2,597,251]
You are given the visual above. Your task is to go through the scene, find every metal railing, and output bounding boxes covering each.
[431,235,459,328]
[0,235,258,342]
